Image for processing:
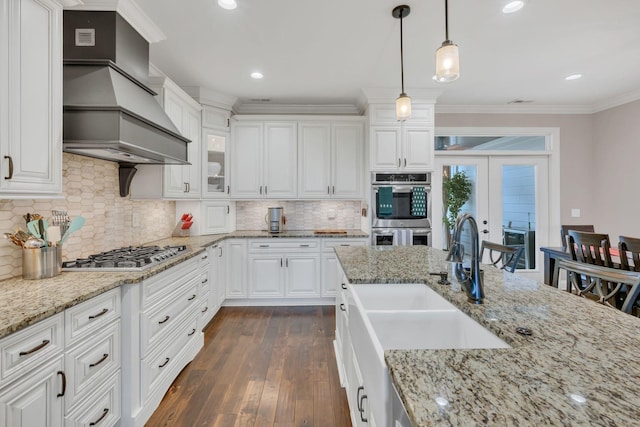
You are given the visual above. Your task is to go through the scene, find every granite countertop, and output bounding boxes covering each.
[0,229,367,339]
[334,245,640,426]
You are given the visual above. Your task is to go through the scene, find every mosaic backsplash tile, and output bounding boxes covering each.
[235,200,362,231]
[0,153,175,281]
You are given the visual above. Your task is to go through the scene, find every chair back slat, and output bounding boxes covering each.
[567,231,613,267]
[480,240,525,273]
[552,258,640,314]
[560,224,594,250]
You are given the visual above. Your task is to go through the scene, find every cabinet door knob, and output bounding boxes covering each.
[3,156,13,180]
[341,283,347,290]
[397,158,401,167]
[404,158,407,167]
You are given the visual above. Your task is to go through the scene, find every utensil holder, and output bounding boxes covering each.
[22,246,62,280]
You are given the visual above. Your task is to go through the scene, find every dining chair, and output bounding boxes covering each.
[567,230,613,267]
[618,235,640,272]
[560,224,594,251]
[480,240,525,273]
[552,258,640,314]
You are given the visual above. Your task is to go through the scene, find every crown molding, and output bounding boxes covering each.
[434,103,594,115]
[59,0,83,6]
[233,103,363,115]
[64,0,166,43]
[591,89,640,113]
[181,86,237,111]
[361,87,442,104]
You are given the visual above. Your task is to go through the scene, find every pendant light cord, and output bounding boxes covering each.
[399,9,405,93]
[444,0,450,41]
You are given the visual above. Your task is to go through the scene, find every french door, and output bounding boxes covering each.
[432,155,549,281]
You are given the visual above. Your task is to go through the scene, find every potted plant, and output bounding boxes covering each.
[442,170,472,249]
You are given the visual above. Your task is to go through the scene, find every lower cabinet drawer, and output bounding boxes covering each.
[140,313,199,402]
[65,370,121,427]
[64,321,121,412]
[0,313,64,386]
[140,280,199,358]
[65,288,120,348]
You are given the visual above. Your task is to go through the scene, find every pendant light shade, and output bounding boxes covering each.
[435,0,460,83]
[393,5,411,121]
[396,92,412,121]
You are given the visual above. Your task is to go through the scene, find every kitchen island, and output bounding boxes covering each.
[334,245,640,426]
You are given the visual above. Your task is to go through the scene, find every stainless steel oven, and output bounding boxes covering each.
[371,172,432,246]
[372,228,432,246]
[371,172,431,229]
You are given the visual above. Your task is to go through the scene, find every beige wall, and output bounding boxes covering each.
[592,100,640,240]
[435,112,595,241]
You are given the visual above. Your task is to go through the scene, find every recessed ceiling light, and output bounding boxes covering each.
[218,0,237,10]
[565,73,583,81]
[502,1,526,14]
[250,72,263,79]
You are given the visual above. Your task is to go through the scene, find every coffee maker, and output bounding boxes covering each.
[265,207,285,233]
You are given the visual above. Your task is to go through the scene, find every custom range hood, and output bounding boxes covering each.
[62,11,190,196]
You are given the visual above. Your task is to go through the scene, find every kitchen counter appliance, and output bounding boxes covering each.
[371,172,432,246]
[266,207,285,233]
[62,245,189,272]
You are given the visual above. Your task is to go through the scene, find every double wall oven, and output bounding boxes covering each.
[371,172,432,246]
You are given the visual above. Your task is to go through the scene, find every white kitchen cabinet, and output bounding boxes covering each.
[229,121,297,199]
[201,201,234,234]
[321,239,367,297]
[248,254,285,298]
[284,253,320,297]
[368,103,435,172]
[198,249,214,329]
[370,126,433,172]
[0,0,62,197]
[298,122,363,199]
[225,239,248,298]
[202,128,230,198]
[202,104,230,132]
[160,80,202,198]
[215,243,226,306]
[0,357,64,427]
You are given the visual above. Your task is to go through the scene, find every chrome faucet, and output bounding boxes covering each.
[445,213,484,304]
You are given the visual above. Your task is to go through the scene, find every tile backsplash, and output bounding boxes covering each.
[235,200,363,231]
[0,153,175,281]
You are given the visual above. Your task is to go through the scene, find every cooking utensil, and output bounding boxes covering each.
[39,219,48,246]
[59,216,85,245]
[27,220,41,238]
[51,209,70,237]
[46,226,61,246]
[3,232,23,247]
[24,236,45,248]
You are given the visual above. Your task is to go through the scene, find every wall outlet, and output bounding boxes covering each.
[571,208,581,218]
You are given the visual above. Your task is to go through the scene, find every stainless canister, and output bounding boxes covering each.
[22,246,62,280]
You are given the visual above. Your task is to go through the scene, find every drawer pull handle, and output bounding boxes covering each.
[341,283,347,290]
[201,278,208,284]
[158,315,170,324]
[188,294,196,301]
[340,303,346,312]
[4,156,13,179]
[201,255,208,260]
[300,244,310,247]
[202,306,208,313]
[19,339,50,356]
[188,328,196,336]
[89,408,109,426]
[89,353,109,368]
[340,244,350,246]
[159,357,170,368]
[89,308,109,320]
[259,244,270,248]
[57,371,66,397]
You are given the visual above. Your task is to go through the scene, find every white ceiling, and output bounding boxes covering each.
[133,0,640,113]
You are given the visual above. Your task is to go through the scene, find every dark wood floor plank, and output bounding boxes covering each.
[146,306,351,427]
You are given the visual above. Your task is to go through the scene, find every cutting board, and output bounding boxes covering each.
[313,229,347,235]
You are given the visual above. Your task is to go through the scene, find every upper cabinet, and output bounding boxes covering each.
[157,78,202,198]
[202,105,230,198]
[368,104,435,172]
[0,0,63,197]
[229,121,297,199]
[298,121,363,199]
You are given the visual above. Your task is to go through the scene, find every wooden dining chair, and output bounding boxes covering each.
[560,224,594,251]
[552,258,640,314]
[480,241,525,273]
[618,235,640,272]
[567,230,613,267]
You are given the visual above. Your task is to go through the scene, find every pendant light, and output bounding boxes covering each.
[393,5,411,121]
[434,0,460,83]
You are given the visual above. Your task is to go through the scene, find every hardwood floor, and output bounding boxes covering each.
[146,306,351,427]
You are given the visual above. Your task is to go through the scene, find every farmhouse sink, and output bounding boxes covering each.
[367,310,510,350]
[352,283,457,311]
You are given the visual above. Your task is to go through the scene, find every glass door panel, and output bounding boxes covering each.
[203,129,228,197]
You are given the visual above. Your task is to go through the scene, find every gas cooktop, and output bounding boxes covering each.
[62,245,189,272]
